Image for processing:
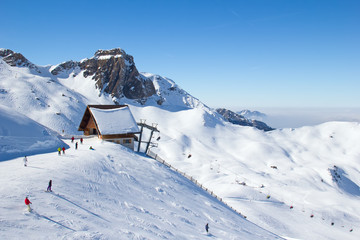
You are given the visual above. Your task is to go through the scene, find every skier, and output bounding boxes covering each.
[62,147,65,154]
[71,136,75,143]
[23,156,28,167]
[75,142,78,150]
[25,196,32,212]
[89,146,94,150]
[58,147,61,155]
[80,138,83,144]
[205,223,209,233]
[46,180,52,192]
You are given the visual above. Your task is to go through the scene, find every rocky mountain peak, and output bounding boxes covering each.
[94,48,126,58]
[0,49,39,72]
[91,48,135,67]
[51,48,156,100]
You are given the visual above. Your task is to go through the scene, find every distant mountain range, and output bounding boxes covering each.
[237,109,267,121]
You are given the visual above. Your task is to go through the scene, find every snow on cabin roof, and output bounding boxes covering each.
[89,106,139,135]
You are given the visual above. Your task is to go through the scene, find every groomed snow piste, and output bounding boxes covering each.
[0,138,281,240]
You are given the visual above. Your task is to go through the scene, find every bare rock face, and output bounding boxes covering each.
[51,48,156,99]
[0,49,39,72]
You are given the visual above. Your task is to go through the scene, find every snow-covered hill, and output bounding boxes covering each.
[0,58,90,134]
[0,138,281,240]
[0,104,64,161]
[1,48,360,239]
[138,104,360,240]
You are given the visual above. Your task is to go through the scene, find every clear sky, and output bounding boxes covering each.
[1,0,359,109]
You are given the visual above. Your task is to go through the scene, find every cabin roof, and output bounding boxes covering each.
[78,105,140,135]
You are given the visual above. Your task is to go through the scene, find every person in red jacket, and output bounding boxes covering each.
[25,196,32,212]
[62,147,65,154]
[71,136,75,143]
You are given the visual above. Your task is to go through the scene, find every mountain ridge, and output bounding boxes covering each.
[0,48,272,132]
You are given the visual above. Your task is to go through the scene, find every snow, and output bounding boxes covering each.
[89,106,139,135]
[0,58,89,134]
[0,138,281,239]
[129,105,360,240]
[1,52,360,239]
[0,104,64,162]
[140,73,205,109]
[95,55,123,60]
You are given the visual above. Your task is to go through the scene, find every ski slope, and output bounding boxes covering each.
[0,138,281,240]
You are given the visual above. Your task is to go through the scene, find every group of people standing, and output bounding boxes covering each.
[57,147,66,155]
[57,137,83,155]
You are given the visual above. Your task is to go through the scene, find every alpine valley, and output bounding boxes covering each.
[1,48,359,240]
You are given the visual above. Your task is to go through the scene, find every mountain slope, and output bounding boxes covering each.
[0,104,64,161]
[130,105,360,240]
[0,138,282,240]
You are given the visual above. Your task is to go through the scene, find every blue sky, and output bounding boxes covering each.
[1,0,359,109]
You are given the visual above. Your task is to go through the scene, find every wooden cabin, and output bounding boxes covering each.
[78,105,140,150]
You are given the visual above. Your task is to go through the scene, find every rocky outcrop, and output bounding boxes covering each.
[216,108,274,131]
[50,60,79,76]
[0,49,39,72]
[51,48,156,100]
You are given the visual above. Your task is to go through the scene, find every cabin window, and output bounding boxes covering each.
[92,128,97,135]
[123,139,131,144]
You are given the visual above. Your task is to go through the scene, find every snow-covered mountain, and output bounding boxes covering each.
[1,48,360,239]
[0,48,213,134]
[238,109,267,121]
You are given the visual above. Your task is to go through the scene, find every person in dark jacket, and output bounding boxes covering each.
[205,223,209,233]
[75,142,78,150]
[23,156,28,167]
[47,180,52,192]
